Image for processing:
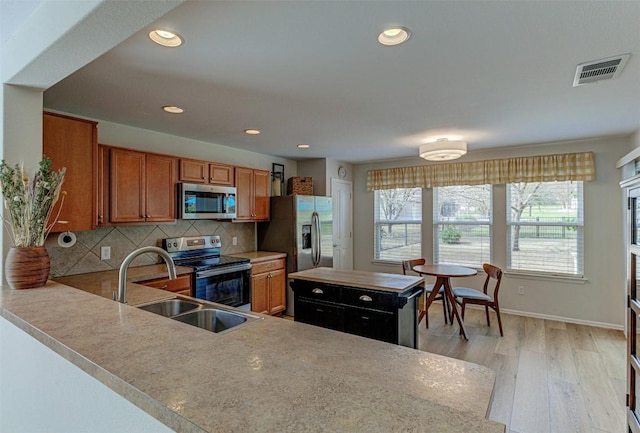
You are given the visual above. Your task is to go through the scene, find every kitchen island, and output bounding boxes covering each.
[290,267,424,348]
[0,268,505,432]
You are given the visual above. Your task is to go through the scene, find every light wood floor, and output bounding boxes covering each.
[417,306,627,433]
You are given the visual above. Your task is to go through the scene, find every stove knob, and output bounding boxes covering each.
[173,242,178,247]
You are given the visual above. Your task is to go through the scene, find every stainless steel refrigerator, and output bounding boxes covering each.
[258,195,333,315]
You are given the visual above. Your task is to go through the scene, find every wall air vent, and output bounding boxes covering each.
[573,54,630,86]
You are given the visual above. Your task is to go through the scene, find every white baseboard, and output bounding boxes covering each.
[497,307,623,331]
[425,301,624,331]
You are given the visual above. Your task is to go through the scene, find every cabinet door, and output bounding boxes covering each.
[43,112,98,232]
[145,154,176,222]
[295,298,345,331]
[251,273,270,315]
[253,169,270,221]
[209,163,234,185]
[268,269,286,315]
[97,145,110,226]
[179,159,207,183]
[110,149,145,223]
[628,185,640,432]
[235,167,254,220]
[345,308,396,344]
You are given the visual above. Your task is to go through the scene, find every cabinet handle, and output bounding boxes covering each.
[159,284,168,289]
[312,288,324,295]
[359,295,373,302]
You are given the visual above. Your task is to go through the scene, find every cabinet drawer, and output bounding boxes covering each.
[251,258,285,275]
[291,280,341,302]
[342,287,401,309]
[139,274,192,293]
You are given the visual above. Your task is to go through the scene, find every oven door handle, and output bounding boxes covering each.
[195,263,252,278]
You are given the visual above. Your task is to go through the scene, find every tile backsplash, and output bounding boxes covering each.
[45,220,255,277]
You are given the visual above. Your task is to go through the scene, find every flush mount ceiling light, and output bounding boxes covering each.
[244,129,261,135]
[378,27,411,46]
[419,139,467,161]
[149,29,183,47]
[162,105,184,114]
[297,144,310,149]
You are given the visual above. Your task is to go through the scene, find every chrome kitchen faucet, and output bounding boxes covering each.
[115,246,177,304]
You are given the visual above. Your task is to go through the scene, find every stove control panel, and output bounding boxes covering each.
[163,235,222,253]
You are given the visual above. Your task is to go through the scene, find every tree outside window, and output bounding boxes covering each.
[507,181,583,275]
[433,185,492,267]
[374,188,421,261]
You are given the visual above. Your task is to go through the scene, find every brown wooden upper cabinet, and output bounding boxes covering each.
[109,147,177,223]
[235,167,270,221]
[97,145,109,226]
[43,112,98,232]
[179,159,234,186]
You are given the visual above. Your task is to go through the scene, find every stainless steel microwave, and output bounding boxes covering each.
[178,183,237,219]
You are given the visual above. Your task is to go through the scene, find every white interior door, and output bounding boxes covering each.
[331,178,353,270]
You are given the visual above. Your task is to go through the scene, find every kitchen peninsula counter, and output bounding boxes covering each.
[0,279,505,433]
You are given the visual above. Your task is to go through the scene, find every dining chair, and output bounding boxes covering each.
[401,258,449,328]
[451,263,504,336]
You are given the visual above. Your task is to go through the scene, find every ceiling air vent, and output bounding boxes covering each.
[573,54,630,86]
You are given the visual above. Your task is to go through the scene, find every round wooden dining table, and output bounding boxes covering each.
[412,264,477,340]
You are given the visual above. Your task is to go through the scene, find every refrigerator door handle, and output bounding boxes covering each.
[312,211,321,266]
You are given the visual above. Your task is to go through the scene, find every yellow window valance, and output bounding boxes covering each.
[366,151,595,191]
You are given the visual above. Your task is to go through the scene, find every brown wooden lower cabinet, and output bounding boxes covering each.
[138,274,192,297]
[251,258,286,316]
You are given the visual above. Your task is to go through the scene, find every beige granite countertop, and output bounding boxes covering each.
[53,264,194,305]
[0,277,505,433]
[227,251,287,263]
[289,267,424,293]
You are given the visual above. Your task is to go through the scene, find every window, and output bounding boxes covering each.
[507,181,583,275]
[433,185,492,267]
[374,188,421,261]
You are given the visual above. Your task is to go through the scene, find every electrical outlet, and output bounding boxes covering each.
[518,285,525,295]
[101,246,111,261]
[232,237,238,246]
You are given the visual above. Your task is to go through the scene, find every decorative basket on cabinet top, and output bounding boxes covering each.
[287,177,313,195]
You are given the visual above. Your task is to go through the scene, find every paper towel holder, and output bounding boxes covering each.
[57,231,77,248]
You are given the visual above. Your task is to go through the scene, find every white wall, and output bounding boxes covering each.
[353,136,630,328]
[0,317,175,433]
[297,157,353,196]
[96,118,297,175]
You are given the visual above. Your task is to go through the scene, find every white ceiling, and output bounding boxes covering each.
[0,0,42,45]
[43,1,640,163]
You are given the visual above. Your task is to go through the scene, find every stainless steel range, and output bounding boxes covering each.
[162,235,252,310]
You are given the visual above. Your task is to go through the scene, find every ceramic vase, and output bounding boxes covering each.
[5,246,50,289]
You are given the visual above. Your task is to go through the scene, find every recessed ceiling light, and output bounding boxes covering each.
[297,144,310,149]
[149,29,183,47]
[244,129,261,135]
[162,105,184,114]
[378,27,411,46]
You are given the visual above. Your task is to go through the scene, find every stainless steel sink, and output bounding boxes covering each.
[172,309,250,333]
[136,297,261,334]
[137,299,200,317]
